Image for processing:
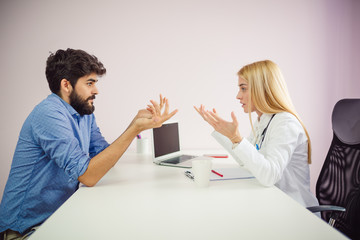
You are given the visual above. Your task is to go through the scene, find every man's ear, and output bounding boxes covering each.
[59,79,73,103]
[60,79,72,94]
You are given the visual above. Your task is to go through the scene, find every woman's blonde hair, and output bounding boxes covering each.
[238,60,312,164]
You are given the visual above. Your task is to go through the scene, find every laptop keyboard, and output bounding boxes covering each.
[162,155,197,164]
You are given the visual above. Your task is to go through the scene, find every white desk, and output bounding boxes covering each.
[30,150,347,240]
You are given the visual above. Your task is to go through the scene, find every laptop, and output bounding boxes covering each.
[151,122,205,168]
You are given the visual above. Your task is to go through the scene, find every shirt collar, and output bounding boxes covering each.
[256,113,273,130]
[49,93,80,118]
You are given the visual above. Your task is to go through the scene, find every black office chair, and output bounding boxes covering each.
[307,98,360,240]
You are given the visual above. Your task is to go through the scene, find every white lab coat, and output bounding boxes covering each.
[212,112,319,208]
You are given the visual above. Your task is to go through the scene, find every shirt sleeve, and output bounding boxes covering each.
[31,107,91,182]
[211,131,244,166]
[232,115,305,186]
[89,115,109,158]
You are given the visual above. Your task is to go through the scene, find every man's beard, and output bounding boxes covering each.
[69,91,95,116]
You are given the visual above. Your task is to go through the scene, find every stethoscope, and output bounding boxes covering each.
[255,114,275,150]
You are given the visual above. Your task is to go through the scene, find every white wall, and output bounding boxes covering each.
[0,0,359,200]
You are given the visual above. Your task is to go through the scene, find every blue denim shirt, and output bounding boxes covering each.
[0,93,109,234]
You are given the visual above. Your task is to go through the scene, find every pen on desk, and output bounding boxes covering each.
[184,171,194,180]
[211,170,223,177]
[203,154,228,158]
[256,144,260,150]
[136,134,141,139]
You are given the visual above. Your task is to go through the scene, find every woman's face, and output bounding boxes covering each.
[236,77,256,114]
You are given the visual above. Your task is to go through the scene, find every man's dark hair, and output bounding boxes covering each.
[45,48,106,94]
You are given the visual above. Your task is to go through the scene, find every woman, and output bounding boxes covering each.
[194,60,318,208]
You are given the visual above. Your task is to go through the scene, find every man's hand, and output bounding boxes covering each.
[194,104,242,143]
[136,109,153,119]
[134,94,178,132]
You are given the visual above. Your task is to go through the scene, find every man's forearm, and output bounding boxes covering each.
[78,125,139,187]
[78,97,177,187]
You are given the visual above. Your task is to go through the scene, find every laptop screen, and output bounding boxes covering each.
[153,122,180,158]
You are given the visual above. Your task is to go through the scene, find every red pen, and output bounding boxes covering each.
[212,170,223,177]
[204,154,228,158]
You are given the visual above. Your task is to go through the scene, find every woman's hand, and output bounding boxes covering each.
[194,104,242,143]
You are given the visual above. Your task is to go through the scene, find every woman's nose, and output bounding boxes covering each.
[236,91,242,100]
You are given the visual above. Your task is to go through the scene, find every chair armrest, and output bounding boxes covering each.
[307,205,346,213]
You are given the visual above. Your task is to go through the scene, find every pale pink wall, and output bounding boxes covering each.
[0,0,359,200]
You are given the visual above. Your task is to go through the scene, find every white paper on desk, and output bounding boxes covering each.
[210,168,254,181]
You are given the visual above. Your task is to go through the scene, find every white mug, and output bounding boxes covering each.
[192,159,213,187]
[136,138,150,154]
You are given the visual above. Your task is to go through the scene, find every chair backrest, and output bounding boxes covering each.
[316,98,360,240]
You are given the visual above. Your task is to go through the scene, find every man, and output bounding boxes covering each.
[0,48,177,239]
